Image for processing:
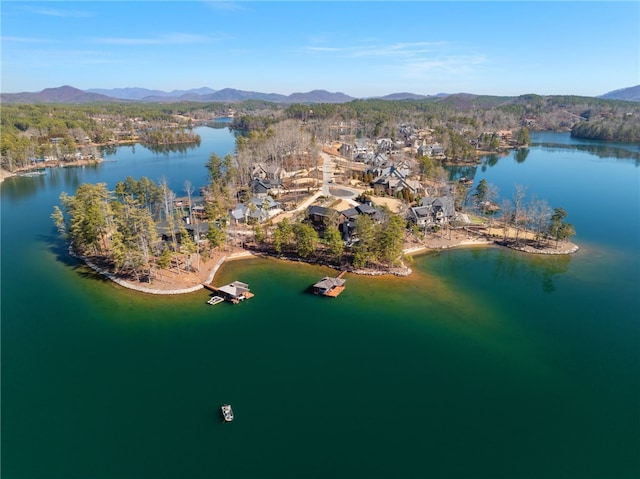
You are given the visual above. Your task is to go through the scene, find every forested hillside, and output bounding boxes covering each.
[2,94,639,173]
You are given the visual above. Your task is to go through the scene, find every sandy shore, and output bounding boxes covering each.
[74,247,257,295]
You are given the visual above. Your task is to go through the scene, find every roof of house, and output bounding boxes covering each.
[313,277,346,289]
[307,205,333,218]
[186,223,210,234]
[356,203,377,215]
[340,207,359,220]
[419,196,455,217]
[410,205,432,219]
[218,281,250,297]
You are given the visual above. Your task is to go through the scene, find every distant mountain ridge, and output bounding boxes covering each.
[86,87,217,101]
[2,84,639,104]
[1,85,359,104]
[599,85,640,102]
[1,85,119,104]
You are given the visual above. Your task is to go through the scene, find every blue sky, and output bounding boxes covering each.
[2,1,638,97]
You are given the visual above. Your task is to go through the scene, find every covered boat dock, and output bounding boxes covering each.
[203,281,254,304]
[313,271,347,297]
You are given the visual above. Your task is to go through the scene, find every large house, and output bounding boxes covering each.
[409,196,456,229]
[368,161,424,197]
[305,202,385,243]
[230,196,281,224]
[251,163,287,181]
[339,203,384,242]
[249,178,283,197]
[305,205,338,229]
[417,142,446,158]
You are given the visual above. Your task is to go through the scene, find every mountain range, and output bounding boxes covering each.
[598,85,640,102]
[1,84,638,104]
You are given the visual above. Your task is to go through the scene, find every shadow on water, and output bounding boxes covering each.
[534,141,640,164]
[0,175,48,201]
[514,147,530,163]
[143,142,201,155]
[39,230,113,285]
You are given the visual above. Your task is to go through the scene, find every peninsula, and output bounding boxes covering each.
[59,146,578,296]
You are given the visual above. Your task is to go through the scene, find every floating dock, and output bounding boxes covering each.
[313,271,346,297]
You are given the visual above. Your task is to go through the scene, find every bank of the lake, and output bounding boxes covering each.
[1,129,638,479]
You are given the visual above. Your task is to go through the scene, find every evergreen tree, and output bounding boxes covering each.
[323,225,344,263]
[377,215,405,266]
[549,208,576,248]
[293,222,318,258]
[58,183,112,255]
[352,214,376,269]
[516,127,531,145]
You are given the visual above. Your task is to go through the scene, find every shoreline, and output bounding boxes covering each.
[73,232,578,295]
[1,158,104,182]
[73,247,257,296]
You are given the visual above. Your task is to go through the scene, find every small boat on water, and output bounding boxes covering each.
[207,296,224,306]
[221,404,234,422]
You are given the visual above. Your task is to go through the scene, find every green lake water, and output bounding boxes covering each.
[1,129,639,478]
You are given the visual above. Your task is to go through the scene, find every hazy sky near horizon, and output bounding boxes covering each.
[2,1,638,97]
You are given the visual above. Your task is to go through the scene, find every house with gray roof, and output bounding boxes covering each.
[339,203,385,242]
[305,205,339,229]
[249,178,283,197]
[409,195,456,228]
[230,196,281,224]
[370,161,424,197]
[251,163,287,181]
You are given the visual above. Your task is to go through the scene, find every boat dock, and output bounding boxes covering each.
[203,281,254,304]
[313,271,347,297]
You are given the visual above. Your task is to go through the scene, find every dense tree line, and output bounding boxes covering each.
[5,94,638,171]
[52,176,217,282]
[260,208,406,270]
[0,102,231,171]
[138,128,201,145]
[571,117,640,142]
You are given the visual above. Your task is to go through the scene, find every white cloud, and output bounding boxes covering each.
[303,41,446,59]
[24,6,94,18]
[1,36,54,44]
[94,33,227,46]
[402,54,487,76]
[202,1,248,12]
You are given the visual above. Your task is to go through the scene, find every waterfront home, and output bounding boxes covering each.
[339,203,385,243]
[409,196,456,229]
[230,196,282,224]
[305,205,339,228]
[157,219,210,244]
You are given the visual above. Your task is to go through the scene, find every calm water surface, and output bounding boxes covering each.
[2,130,639,478]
